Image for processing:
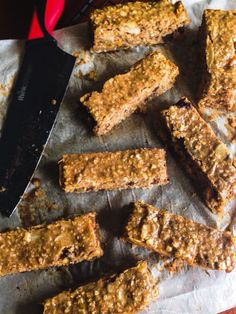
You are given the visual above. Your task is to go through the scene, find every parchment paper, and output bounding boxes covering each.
[0,1,236,313]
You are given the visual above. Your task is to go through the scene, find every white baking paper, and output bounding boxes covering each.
[0,1,236,313]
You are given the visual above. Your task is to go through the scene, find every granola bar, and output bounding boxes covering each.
[124,201,236,272]
[158,97,236,215]
[90,0,190,52]
[198,9,236,112]
[80,51,179,135]
[59,148,168,193]
[43,261,158,314]
[0,213,103,276]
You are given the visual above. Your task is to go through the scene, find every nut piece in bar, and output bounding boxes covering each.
[0,213,103,277]
[158,97,236,215]
[90,0,190,52]
[198,9,236,112]
[80,51,179,135]
[43,261,158,314]
[124,201,236,272]
[59,148,168,193]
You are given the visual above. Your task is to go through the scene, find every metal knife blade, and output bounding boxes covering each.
[0,38,75,216]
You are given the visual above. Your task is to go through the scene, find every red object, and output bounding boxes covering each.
[28,0,65,40]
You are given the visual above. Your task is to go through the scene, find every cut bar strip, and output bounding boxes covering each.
[43,261,158,314]
[124,201,236,272]
[0,213,103,276]
[158,97,236,215]
[198,9,236,112]
[80,51,179,135]
[90,0,190,52]
[59,148,168,193]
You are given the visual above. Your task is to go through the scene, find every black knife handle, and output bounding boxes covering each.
[35,0,55,41]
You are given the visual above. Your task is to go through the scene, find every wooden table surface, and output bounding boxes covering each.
[0,1,235,313]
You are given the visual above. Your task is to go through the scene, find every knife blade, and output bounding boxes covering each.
[0,0,76,216]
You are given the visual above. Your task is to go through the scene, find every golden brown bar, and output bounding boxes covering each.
[124,201,236,272]
[0,213,103,276]
[158,97,236,215]
[198,9,236,112]
[59,148,168,193]
[43,261,158,314]
[90,0,190,52]
[80,51,179,135]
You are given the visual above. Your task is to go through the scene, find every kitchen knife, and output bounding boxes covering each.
[0,0,76,216]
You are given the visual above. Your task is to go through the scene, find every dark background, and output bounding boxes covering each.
[0,0,128,39]
[0,0,89,39]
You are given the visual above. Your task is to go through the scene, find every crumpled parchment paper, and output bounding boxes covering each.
[0,1,236,313]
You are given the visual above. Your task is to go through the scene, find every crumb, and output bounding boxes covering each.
[0,76,14,97]
[31,177,41,188]
[163,258,185,273]
[73,50,91,66]
[74,70,83,79]
[75,69,97,81]
[84,70,97,81]
[18,187,59,227]
[0,186,6,193]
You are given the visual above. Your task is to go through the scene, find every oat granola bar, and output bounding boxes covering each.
[124,201,236,272]
[43,261,158,314]
[0,213,103,276]
[158,97,236,215]
[59,148,168,193]
[90,0,190,52]
[80,51,179,135]
[198,9,236,112]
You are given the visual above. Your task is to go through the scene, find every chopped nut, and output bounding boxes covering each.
[23,232,31,242]
[120,22,140,34]
[214,143,228,160]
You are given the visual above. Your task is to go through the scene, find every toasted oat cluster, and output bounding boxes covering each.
[124,201,236,272]
[0,213,103,276]
[198,9,236,112]
[43,261,158,314]
[158,97,236,215]
[80,51,179,135]
[90,0,190,52]
[59,148,168,193]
